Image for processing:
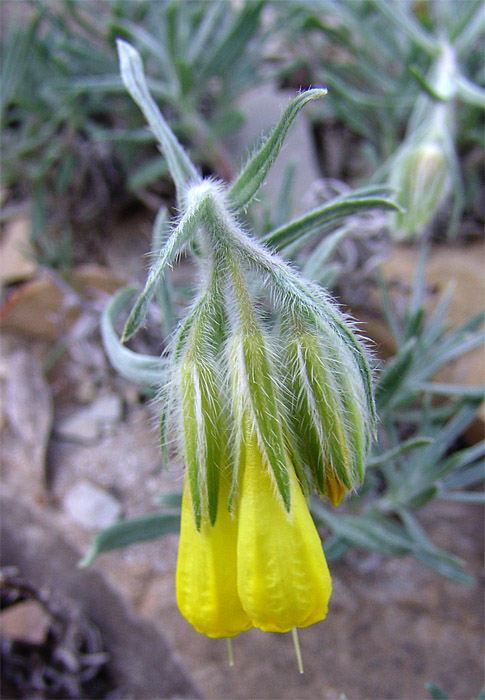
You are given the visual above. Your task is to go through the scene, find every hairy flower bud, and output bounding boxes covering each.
[391,140,451,239]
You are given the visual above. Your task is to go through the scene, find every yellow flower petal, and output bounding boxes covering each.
[237,429,332,633]
[176,474,252,638]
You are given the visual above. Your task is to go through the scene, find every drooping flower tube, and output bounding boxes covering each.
[176,422,332,638]
[236,425,332,633]
[176,472,252,638]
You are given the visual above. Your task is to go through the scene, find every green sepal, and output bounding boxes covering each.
[180,361,203,530]
[291,333,354,489]
[228,88,327,211]
[312,301,377,433]
[180,357,224,529]
[199,360,223,527]
[231,233,378,434]
[240,331,291,511]
[78,512,180,568]
[179,341,225,527]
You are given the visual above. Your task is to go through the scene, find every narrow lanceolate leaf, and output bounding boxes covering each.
[102,288,166,386]
[238,332,290,510]
[456,75,485,108]
[116,39,200,199]
[199,361,223,526]
[228,88,328,211]
[375,337,418,410]
[262,191,401,251]
[152,206,177,338]
[122,191,206,341]
[417,382,485,400]
[311,504,413,555]
[198,0,264,85]
[78,513,180,568]
[367,436,434,469]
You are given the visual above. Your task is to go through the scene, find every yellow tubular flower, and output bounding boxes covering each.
[237,427,332,633]
[176,474,253,638]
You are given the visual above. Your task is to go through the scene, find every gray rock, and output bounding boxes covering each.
[63,480,122,529]
[55,393,123,444]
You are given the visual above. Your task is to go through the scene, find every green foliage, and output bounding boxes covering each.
[426,683,485,700]
[1,0,269,265]
[277,0,484,238]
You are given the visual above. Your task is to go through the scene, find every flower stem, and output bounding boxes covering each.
[291,627,304,674]
[226,638,235,667]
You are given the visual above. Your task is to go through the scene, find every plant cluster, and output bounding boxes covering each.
[81,42,484,599]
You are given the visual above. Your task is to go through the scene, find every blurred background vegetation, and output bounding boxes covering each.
[1,2,484,699]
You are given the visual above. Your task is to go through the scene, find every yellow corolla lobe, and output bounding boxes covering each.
[236,429,332,633]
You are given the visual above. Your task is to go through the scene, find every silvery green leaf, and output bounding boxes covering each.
[101,289,165,387]
[367,437,434,469]
[152,206,177,338]
[198,0,264,86]
[155,491,183,509]
[409,66,450,102]
[457,76,485,108]
[116,39,200,200]
[375,338,417,410]
[438,492,485,504]
[418,382,485,399]
[440,441,485,490]
[301,228,349,280]
[122,191,206,341]
[425,403,482,474]
[78,512,180,568]
[228,88,328,211]
[312,503,413,554]
[263,190,401,251]
[186,1,227,66]
[406,486,439,509]
[426,683,449,700]
[377,270,404,347]
[321,535,351,561]
[369,0,439,55]
[422,282,455,345]
[414,549,473,585]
